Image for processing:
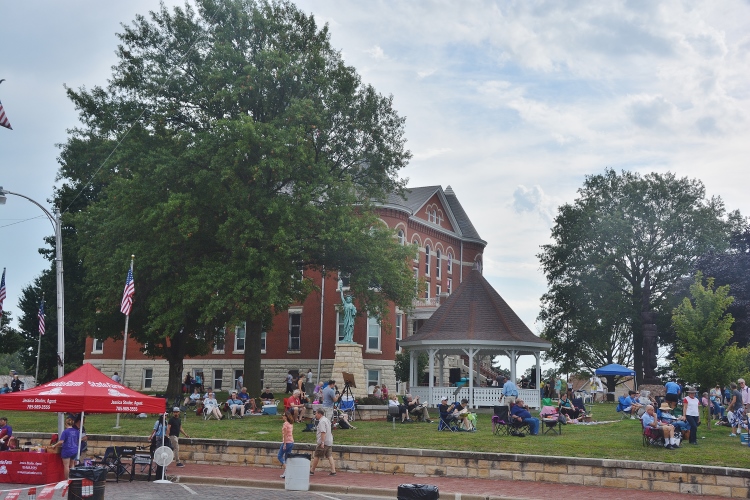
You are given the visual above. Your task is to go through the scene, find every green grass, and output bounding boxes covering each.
[4,403,748,469]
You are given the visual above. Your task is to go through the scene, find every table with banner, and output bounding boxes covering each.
[0,451,65,484]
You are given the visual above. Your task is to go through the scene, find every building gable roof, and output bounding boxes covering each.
[400,269,550,352]
[384,185,484,242]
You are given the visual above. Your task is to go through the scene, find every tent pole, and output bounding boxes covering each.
[76,410,85,463]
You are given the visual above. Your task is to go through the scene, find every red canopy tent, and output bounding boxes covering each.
[0,363,166,414]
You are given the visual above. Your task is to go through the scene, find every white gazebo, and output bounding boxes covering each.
[399,269,551,408]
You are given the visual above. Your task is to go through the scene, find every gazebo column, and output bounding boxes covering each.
[409,349,415,391]
[438,354,445,386]
[535,352,541,394]
[462,347,479,408]
[428,348,438,404]
[507,349,518,382]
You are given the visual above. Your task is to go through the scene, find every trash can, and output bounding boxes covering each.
[397,483,439,500]
[284,453,311,491]
[69,466,108,500]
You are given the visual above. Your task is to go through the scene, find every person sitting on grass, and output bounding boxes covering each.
[184,387,202,408]
[227,391,246,418]
[510,399,539,435]
[622,390,643,419]
[405,394,432,423]
[558,392,583,420]
[260,386,275,405]
[203,390,223,420]
[238,386,259,414]
[286,390,306,422]
[453,398,474,431]
[642,404,677,449]
[657,402,688,443]
[389,394,409,423]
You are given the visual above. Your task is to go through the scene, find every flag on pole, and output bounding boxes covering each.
[0,268,6,315]
[38,300,45,336]
[121,267,135,315]
[0,100,12,130]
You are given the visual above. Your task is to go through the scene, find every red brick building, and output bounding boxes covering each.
[84,185,486,394]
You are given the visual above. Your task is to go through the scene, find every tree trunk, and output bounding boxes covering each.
[631,291,644,385]
[164,333,187,401]
[244,317,264,398]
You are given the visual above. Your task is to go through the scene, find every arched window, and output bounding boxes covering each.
[435,249,441,279]
[397,229,405,245]
[424,245,431,276]
[447,252,453,274]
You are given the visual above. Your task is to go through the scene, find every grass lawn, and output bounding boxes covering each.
[3,403,748,469]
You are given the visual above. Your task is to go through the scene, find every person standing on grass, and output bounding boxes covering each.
[683,387,700,445]
[278,410,295,478]
[168,407,190,467]
[727,382,743,437]
[310,408,336,476]
[55,417,84,478]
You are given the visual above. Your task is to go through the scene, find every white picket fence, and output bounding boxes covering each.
[410,387,541,409]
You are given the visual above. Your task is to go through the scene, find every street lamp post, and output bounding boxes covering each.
[0,186,65,434]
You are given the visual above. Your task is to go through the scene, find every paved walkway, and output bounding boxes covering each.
[174,462,729,500]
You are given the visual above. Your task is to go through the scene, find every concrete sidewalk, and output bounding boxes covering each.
[173,462,729,499]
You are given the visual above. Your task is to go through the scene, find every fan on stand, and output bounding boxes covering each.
[153,445,174,484]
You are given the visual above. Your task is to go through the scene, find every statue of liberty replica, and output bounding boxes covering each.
[338,278,356,343]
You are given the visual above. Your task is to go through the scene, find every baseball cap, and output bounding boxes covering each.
[173,407,181,412]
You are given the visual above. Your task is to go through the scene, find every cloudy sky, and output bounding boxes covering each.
[2,1,749,372]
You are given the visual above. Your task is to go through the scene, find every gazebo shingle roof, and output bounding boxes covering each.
[403,269,549,349]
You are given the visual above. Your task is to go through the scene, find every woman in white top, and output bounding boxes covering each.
[203,390,223,420]
[682,387,700,445]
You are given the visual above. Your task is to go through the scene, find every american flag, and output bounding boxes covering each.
[0,100,12,130]
[0,268,6,316]
[38,300,45,336]
[120,267,135,315]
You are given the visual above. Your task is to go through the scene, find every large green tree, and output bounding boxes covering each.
[538,169,728,384]
[672,272,748,391]
[61,0,416,398]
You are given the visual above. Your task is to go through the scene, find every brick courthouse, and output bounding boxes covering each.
[84,185,486,394]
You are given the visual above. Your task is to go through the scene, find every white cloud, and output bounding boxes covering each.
[365,45,386,60]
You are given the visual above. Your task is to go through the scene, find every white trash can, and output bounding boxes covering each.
[284,453,311,491]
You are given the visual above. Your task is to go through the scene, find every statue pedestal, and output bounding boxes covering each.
[332,343,368,399]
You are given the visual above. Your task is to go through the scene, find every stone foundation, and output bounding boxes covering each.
[16,433,750,498]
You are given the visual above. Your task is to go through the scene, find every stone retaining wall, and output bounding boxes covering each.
[16,433,750,498]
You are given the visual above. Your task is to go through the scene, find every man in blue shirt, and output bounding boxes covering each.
[502,377,519,406]
[510,399,539,435]
[665,379,681,409]
[623,390,643,418]
[322,380,339,419]
[642,404,676,449]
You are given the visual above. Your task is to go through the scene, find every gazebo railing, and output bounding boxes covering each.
[409,387,541,409]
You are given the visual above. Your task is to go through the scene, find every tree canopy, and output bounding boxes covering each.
[59,0,416,397]
[538,169,728,383]
[672,272,748,391]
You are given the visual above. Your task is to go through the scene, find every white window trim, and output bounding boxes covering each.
[424,245,431,276]
[260,331,267,354]
[366,314,381,353]
[92,338,104,354]
[367,369,381,388]
[436,249,441,280]
[447,253,453,274]
[335,308,345,343]
[288,309,302,352]
[213,327,226,354]
[213,369,224,391]
[338,271,351,291]
[234,323,246,354]
[142,368,153,390]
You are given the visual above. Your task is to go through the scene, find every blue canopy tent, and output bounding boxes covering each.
[595,363,637,391]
